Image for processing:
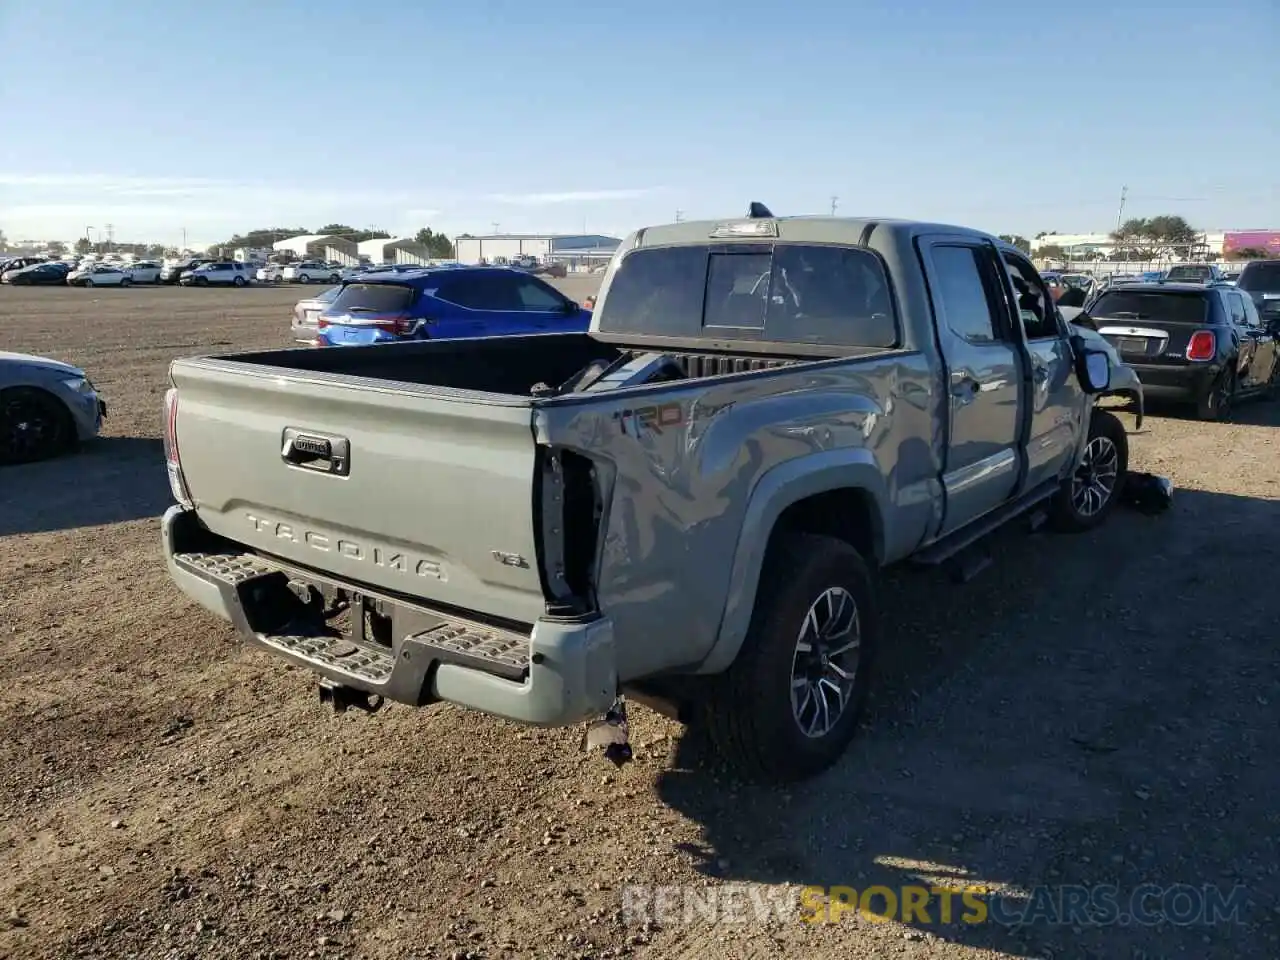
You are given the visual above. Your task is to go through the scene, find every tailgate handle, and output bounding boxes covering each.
[282,428,350,476]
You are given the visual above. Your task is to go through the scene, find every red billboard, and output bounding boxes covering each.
[1223,230,1280,254]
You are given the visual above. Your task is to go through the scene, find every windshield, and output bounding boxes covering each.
[328,282,415,313]
[1090,290,1208,324]
[1238,261,1280,295]
[1165,265,1212,282]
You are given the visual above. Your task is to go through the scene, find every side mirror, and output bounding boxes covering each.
[1076,345,1111,393]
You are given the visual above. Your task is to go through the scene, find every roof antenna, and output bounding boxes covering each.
[747,202,774,219]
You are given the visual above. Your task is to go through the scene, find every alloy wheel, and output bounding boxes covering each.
[789,586,861,738]
[1071,435,1120,516]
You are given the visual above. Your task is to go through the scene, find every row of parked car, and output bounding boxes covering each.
[0,255,431,288]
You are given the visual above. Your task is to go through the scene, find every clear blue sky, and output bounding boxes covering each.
[1,0,1276,247]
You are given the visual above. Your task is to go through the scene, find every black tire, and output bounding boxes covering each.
[120,277,131,287]
[1196,366,1236,421]
[196,276,208,287]
[328,273,340,283]
[84,279,94,288]
[699,531,878,783]
[0,387,74,465]
[1048,407,1128,533]
[233,276,246,287]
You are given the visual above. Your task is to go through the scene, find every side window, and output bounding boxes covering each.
[1227,292,1247,326]
[1003,254,1059,340]
[1239,294,1261,328]
[433,276,485,309]
[929,245,1002,343]
[513,276,566,311]
[766,245,897,346]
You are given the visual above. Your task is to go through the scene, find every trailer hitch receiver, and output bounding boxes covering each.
[318,679,384,714]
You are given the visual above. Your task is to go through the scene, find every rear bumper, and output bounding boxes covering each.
[1125,362,1221,400]
[162,506,618,726]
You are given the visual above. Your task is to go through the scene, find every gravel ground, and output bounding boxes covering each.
[1,283,1277,960]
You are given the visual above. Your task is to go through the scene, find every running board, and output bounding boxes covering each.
[912,480,1059,567]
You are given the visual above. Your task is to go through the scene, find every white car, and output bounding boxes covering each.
[128,260,162,283]
[283,261,342,284]
[67,264,131,287]
[256,264,289,282]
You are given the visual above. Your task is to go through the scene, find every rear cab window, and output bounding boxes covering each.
[328,282,416,313]
[1089,289,1209,324]
[596,243,898,349]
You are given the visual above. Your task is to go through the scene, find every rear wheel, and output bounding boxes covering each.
[1048,408,1128,532]
[328,273,340,283]
[0,387,74,465]
[84,279,94,288]
[699,531,877,783]
[298,275,310,284]
[120,277,131,287]
[1196,367,1236,421]
[233,276,246,287]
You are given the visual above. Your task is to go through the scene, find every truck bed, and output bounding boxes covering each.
[221,334,803,399]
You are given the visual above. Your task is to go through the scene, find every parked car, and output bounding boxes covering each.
[283,261,342,284]
[161,211,1141,783]
[180,262,252,287]
[315,266,593,346]
[161,258,210,283]
[1085,281,1279,419]
[257,264,289,282]
[0,256,48,280]
[1236,260,1280,328]
[2,262,71,285]
[67,264,132,287]
[291,285,341,343]
[1164,263,1224,285]
[0,351,106,464]
[128,260,163,283]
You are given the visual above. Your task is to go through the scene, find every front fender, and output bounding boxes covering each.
[1103,362,1144,430]
[694,449,889,675]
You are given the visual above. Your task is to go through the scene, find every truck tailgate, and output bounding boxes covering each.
[170,359,546,624]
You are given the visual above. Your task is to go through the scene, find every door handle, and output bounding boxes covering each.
[951,376,980,405]
[282,428,350,476]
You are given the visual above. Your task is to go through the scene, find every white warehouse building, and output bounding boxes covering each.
[454,233,620,266]
[356,237,432,265]
[272,234,359,265]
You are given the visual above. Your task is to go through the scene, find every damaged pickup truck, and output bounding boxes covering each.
[162,208,1142,782]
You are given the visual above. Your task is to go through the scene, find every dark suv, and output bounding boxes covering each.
[1237,259,1280,328]
[1088,282,1278,419]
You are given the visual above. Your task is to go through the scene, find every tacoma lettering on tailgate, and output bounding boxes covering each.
[245,514,447,580]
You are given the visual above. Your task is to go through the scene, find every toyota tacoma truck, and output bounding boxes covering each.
[161,208,1142,783]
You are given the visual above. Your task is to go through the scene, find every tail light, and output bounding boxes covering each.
[373,316,426,336]
[163,387,194,509]
[1186,330,1215,361]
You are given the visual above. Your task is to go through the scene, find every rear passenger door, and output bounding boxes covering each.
[919,238,1024,535]
[1226,290,1260,387]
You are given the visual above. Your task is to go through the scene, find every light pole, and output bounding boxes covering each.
[85,226,96,252]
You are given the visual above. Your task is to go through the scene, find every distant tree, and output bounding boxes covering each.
[1110,215,1198,260]
[0,228,9,251]
[999,234,1031,254]
[1037,243,1068,260]
[1035,231,1057,240]
[414,227,455,258]
[74,237,92,255]
[315,223,392,243]
[1226,246,1276,261]
[216,226,311,251]
[145,244,167,258]
[46,240,67,257]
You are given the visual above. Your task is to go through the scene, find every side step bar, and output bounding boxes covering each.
[911,480,1059,568]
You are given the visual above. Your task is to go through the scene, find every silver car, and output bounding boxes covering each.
[1,351,106,464]
[292,285,341,342]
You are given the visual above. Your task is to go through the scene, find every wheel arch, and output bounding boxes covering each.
[695,450,889,675]
[0,383,77,457]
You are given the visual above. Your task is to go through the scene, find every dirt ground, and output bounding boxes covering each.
[1,283,1277,960]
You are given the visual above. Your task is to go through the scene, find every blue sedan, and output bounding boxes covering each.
[1,351,105,464]
[315,266,591,346]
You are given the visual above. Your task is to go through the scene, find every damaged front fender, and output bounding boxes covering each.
[1071,321,1145,430]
